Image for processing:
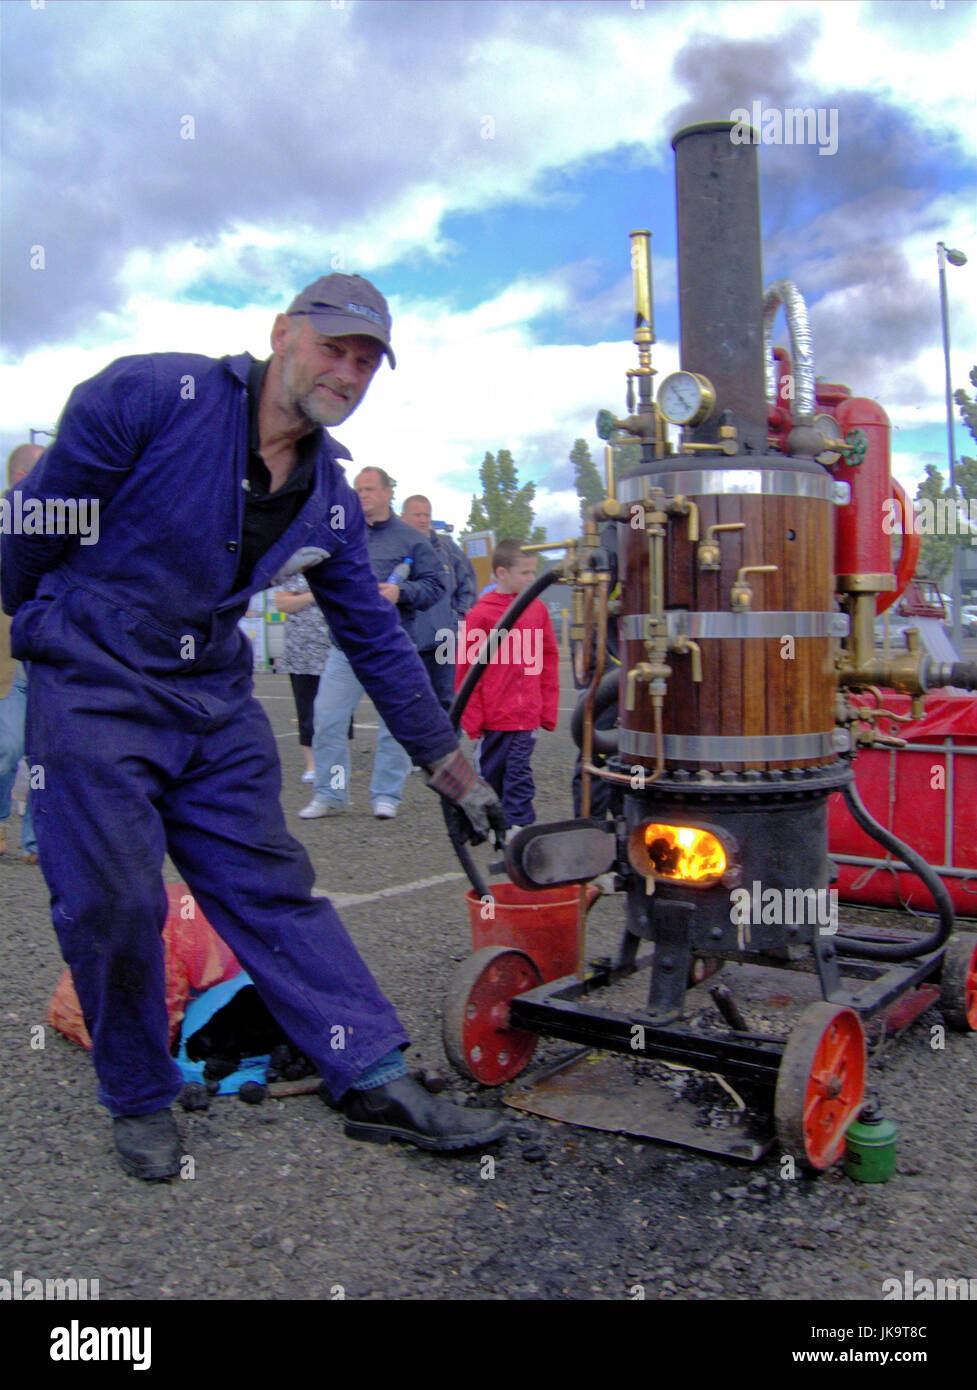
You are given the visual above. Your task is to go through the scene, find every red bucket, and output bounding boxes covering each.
[465,881,600,982]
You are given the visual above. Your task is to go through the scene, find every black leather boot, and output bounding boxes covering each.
[341,1075,509,1150]
[112,1109,182,1180]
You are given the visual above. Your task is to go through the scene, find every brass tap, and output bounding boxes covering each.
[665,495,700,542]
[697,522,744,571]
[730,565,778,612]
[669,634,703,682]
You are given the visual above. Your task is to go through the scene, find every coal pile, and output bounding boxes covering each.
[183,984,316,1084]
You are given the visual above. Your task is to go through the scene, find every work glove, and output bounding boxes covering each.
[425,749,507,850]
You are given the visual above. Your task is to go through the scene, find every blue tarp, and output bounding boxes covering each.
[176,972,269,1094]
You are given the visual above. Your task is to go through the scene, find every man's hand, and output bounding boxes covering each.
[425,749,506,849]
[378,583,400,604]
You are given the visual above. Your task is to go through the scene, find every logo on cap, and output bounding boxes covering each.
[347,301,383,327]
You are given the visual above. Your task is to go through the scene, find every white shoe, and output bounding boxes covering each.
[301,770,315,784]
[371,798,399,819]
[298,799,345,819]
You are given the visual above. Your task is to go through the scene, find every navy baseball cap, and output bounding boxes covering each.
[286,274,395,368]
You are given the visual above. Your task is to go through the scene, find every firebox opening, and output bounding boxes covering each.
[629,822,729,885]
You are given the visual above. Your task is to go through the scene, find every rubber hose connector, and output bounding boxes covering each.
[570,670,620,754]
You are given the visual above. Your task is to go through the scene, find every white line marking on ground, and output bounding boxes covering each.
[313,871,466,908]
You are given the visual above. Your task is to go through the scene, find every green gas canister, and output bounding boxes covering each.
[844,1099,897,1182]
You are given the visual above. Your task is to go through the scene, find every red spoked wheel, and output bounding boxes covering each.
[940,933,977,1032]
[775,1002,866,1171]
[443,946,543,1086]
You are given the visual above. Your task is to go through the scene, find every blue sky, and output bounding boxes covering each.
[2,0,975,538]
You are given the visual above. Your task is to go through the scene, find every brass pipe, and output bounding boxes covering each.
[580,583,595,692]
[577,574,610,978]
[579,578,610,821]
[583,761,633,786]
[604,444,616,503]
[630,230,654,347]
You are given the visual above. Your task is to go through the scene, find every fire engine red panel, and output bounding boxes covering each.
[830,397,893,579]
[828,694,977,918]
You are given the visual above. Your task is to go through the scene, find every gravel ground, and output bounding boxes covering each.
[1,660,974,1322]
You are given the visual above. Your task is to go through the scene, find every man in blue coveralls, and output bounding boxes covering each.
[1,273,508,1180]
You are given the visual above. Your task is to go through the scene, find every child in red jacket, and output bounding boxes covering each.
[454,539,559,832]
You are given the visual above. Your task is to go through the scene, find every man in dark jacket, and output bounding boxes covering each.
[1,273,507,1178]
[299,466,445,821]
[401,494,477,710]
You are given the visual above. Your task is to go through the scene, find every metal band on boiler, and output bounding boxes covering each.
[617,469,840,502]
[619,729,837,761]
[619,611,850,641]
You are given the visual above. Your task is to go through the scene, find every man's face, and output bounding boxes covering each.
[278,318,383,428]
[355,470,392,523]
[401,499,432,535]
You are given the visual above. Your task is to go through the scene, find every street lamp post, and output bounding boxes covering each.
[937,240,968,653]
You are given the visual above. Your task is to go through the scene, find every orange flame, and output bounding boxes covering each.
[644,824,726,882]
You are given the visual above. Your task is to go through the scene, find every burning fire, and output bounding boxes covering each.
[644,824,727,882]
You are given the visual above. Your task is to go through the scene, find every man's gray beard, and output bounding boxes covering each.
[282,355,349,428]
[296,391,332,427]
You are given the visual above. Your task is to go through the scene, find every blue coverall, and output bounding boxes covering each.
[1,351,458,1116]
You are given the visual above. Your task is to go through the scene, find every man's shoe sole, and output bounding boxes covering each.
[343,1116,509,1150]
[116,1152,181,1181]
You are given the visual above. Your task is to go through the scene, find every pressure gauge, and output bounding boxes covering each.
[657,371,716,427]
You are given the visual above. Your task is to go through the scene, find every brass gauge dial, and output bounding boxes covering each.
[657,371,716,426]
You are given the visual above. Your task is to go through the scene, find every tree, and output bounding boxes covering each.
[915,465,954,581]
[571,438,606,519]
[954,365,977,444]
[913,460,977,583]
[611,438,643,478]
[465,449,545,544]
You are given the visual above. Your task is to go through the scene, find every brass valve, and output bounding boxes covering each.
[665,495,700,542]
[731,565,778,612]
[625,662,653,711]
[697,522,744,571]
[669,634,703,682]
[624,660,671,711]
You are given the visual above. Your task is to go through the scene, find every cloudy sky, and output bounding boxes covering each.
[2,0,975,538]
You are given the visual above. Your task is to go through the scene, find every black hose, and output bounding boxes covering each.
[570,670,620,754]
[835,779,955,961]
[443,569,564,899]
[948,661,977,690]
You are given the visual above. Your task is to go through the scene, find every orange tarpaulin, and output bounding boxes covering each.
[48,883,242,1050]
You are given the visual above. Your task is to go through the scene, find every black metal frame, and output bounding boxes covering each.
[507,928,947,1089]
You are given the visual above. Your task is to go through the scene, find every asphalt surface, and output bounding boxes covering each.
[1,657,974,1331]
